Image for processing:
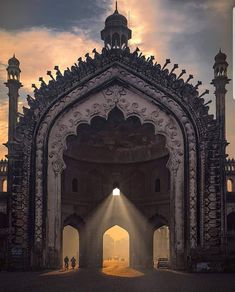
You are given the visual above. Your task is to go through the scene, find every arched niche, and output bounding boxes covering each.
[227,179,233,193]
[153,225,170,268]
[227,212,235,233]
[62,225,79,268]
[112,33,120,48]
[2,179,7,192]
[72,178,78,193]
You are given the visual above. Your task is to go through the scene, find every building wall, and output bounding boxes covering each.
[62,155,170,224]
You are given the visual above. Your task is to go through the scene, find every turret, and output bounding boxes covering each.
[211,50,230,141]
[5,54,22,143]
[101,1,132,49]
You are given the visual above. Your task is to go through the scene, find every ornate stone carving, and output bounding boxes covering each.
[45,85,186,255]
[33,66,198,254]
[8,45,225,269]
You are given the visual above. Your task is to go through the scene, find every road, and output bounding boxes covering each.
[0,262,235,292]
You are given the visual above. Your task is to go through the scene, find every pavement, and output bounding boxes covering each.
[0,262,235,292]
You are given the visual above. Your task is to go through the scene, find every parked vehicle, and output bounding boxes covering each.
[157,258,169,269]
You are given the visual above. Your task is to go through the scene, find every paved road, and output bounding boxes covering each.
[0,267,235,292]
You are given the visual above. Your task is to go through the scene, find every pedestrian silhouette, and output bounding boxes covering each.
[64,256,69,270]
[71,256,76,269]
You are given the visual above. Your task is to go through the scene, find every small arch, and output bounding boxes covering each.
[64,213,84,230]
[2,179,7,192]
[72,178,78,193]
[112,33,120,48]
[121,35,127,48]
[62,225,79,269]
[155,178,161,192]
[227,178,233,192]
[153,225,170,268]
[105,35,111,46]
[227,212,235,233]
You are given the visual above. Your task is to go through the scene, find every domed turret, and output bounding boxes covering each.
[5,54,22,146]
[7,54,21,81]
[101,2,132,49]
[8,54,20,67]
[215,49,227,63]
[105,8,128,27]
[213,49,228,78]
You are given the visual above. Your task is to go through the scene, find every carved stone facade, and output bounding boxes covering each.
[2,7,232,271]
[225,159,235,255]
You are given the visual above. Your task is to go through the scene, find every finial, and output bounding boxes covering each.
[199,89,209,98]
[177,69,186,80]
[162,59,171,70]
[115,1,118,13]
[13,53,15,58]
[170,64,179,74]
[186,74,194,83]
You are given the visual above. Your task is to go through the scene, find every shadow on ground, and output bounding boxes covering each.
[0,265,235,292]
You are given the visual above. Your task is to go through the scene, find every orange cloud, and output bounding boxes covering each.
[0,27,101,90]
[0,27,101,159]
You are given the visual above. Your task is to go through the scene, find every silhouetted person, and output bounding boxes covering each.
[64,256,69,270]
[71,257,76,269]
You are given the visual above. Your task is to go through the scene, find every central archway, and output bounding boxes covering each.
[103,225,129,268]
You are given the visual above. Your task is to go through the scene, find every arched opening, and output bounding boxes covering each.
[103,225,129,268]
[62,225,79,269]
[105,35,111,47]
[227,179,233,192]
[227,212,235,233]
[72,178,78,192]
[112,33,120,48]
[155,178,161,192]
[121,35,127,48]
[153,225,170,269]
[2,179,7,192]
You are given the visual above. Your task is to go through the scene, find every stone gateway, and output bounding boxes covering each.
[1,4,234,271]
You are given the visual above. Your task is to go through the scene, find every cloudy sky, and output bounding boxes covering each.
[0,0,234,159]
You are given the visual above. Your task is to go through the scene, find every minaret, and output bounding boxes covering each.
[101,1,132,49]
[211,50,230,141]
[211,50,230,252]
[5,55,22,144]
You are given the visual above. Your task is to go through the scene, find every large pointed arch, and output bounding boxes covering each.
[31,65,199,269]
